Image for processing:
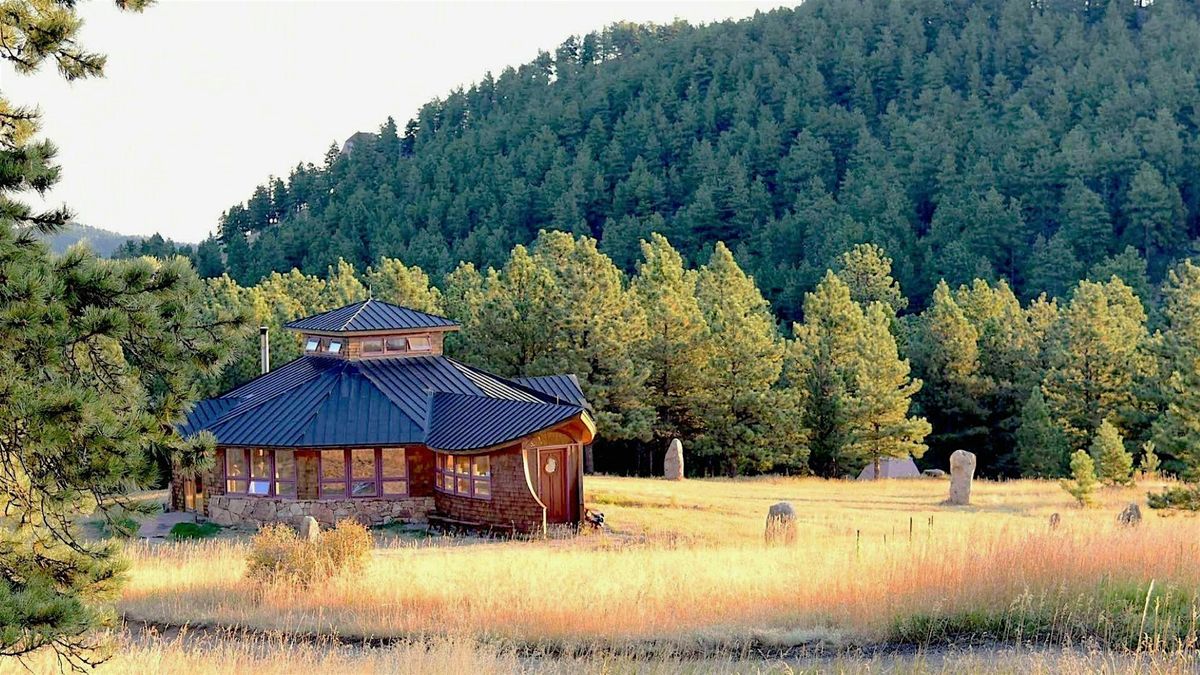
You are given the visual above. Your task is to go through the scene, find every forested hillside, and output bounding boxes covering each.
[204,0,1200,320]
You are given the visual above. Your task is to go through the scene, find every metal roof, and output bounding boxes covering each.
[181,354,588,451]
[284,298,458,333]
[513,374,589,410]
[424,392,584,451]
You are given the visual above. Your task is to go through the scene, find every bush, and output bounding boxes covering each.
[246,519,373,587]
[169,521,222,540]
[1147,485,1200,511]
[94,510,141,539]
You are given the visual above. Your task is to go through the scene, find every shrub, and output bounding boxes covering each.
[246,519,373,587]
[95,509,141,539]
[169,521,222,540]
[1147,485,1200,511]
[1061,450,1098,507]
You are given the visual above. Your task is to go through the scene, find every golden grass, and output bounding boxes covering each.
[118,476,1200,654]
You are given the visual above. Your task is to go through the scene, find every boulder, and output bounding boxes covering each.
[947,450,976,506]
[923,469,947,478]
[298,516,321,542]
[664,438,684,480]
[1117,503,1142,527]
[764,502,797,546]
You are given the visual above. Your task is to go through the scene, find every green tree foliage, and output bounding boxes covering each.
[791,273,864,477]
[1016,388,1070,478]
[842,303,930,479]
[364,258,444,314]
[1151,260,1200,478]
[693,242,790,474]
[1042,278,1150,451]
[631,234,712,447]
[1090,419,1133,487]
[1062,450,1099,507]
[194,1,1200,312]
[0,0,243,662]
[833,243,907,316]
[1141,440,1160,478]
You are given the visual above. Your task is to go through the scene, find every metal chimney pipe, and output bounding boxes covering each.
[259,326,270,374]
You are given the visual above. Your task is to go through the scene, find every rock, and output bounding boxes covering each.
[923,469,947,478]
[764,502,797,546]
[947,450,976,506]
[664,438,684,480]
[1117,503,1142,527]
[1048,512,1061,529]
[298,516,320,541]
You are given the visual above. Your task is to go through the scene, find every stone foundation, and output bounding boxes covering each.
[208,495,435,528]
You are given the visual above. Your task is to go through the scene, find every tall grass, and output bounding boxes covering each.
[118,476,1200,652]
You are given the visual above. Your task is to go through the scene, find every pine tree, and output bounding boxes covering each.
[1141,440,1160,478]
[1042,278,1150,450]
[843,303,931,479]
[1151,260,1200,479]
[1090,419,1133,487]
[631,234,712,446]
[364,257,444,314]
[1058,178,1112,267]
[1016,388,1070,478]
[693,242,789,474]
[1124,162,1185,266]
[1062,450,1099,507]
[528,231,653,444]
[324,258,368,307]
[833,243,908,316]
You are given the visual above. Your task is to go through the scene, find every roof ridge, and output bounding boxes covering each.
[338,297,374,330]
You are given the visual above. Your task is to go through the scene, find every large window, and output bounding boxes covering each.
[436,453,490,499]
[319,448,408,499]
[224,449,296,497]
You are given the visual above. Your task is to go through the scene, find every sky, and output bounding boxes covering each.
[3,1,790,244]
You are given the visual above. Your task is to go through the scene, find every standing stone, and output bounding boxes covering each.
[1117,503,1142,527]
[947,450,976,506]
[298,516,321,542]
[1048,512,1061,530]
[764,502,797,545]
[664,438,684,481]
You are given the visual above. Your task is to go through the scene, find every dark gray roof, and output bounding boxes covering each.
[284,298,458,333]
[182,354,589,452]
[513,374,589,410]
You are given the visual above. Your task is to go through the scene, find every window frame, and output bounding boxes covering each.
[435,452,491,500]
[317,448,410,500]
[223,448,297,498]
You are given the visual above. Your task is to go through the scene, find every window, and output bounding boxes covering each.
[320,449,346,497]
[319,448,409,498]
[328,339,343,354]
[305,337,320,352]
[224,448,297,497]
[436,453,491,499]
[381,448,408,495]
[385,337,407,353]
[408,335,432,352]
[361,338,383,354]
[249,448,271,495]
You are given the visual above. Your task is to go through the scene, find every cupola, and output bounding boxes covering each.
[284,298,459,359]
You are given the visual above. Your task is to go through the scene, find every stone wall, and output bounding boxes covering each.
[434,445,546,534]
[208,495,435,528]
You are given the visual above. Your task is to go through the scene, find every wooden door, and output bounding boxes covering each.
[537,447,569,523]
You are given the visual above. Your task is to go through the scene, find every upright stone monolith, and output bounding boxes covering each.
[765,502,797,545]
[664,438,684,480]
[298,516,321,542]
[947,450,976,505]
[1117,503,1142,527]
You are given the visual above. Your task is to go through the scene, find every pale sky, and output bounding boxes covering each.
[3,1,790,243]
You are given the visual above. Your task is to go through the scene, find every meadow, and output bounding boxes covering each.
[79,474,1198,673]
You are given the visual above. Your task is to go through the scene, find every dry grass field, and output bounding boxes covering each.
[14,475,1198,673]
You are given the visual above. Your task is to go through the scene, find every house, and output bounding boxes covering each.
[855,456,921,480]
[172,299,595,535]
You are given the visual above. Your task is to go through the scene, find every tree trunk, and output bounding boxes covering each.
[583,443,594,475]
